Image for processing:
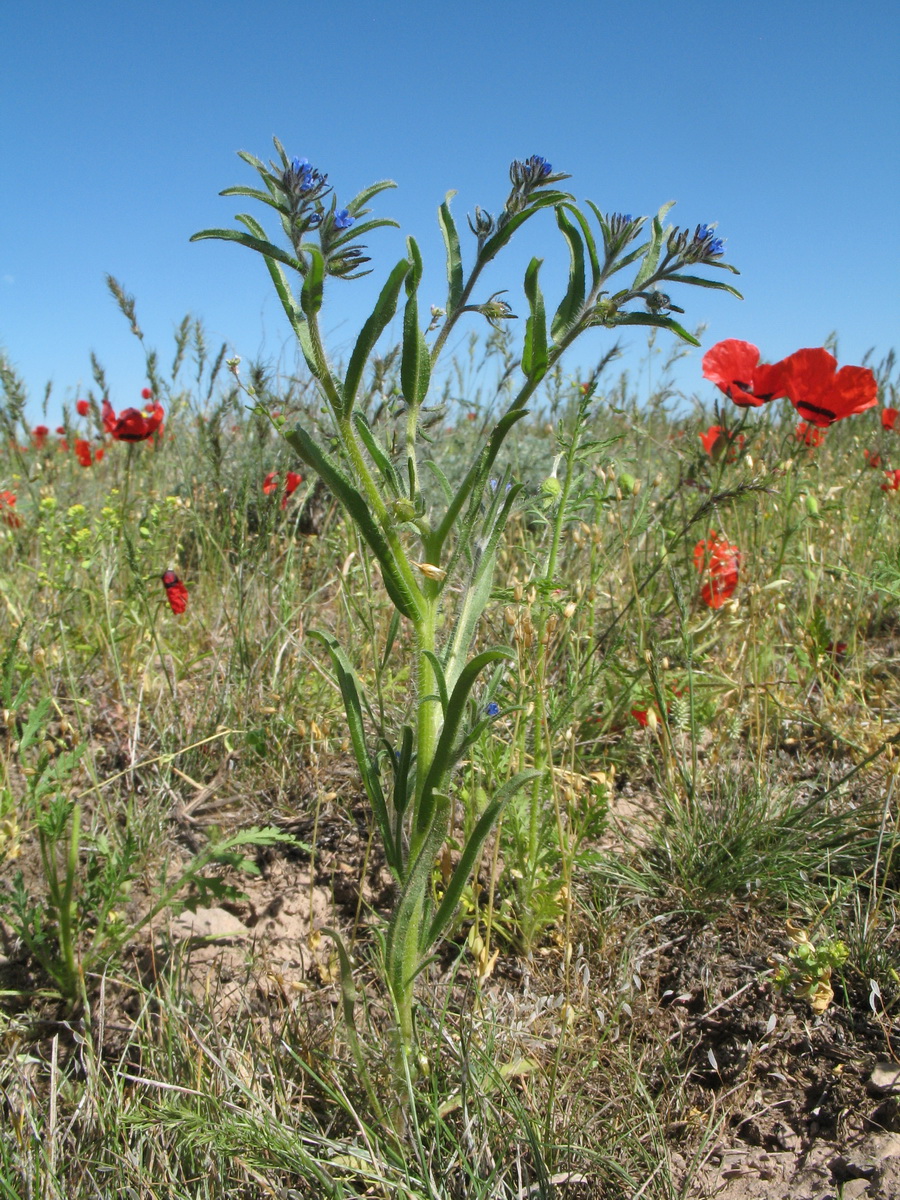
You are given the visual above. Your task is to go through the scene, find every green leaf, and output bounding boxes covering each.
[388,723,415,823]
[345,178,398,214]
[352,411,403,497]
[328,217,401,253]
[18,698,51,755]
[189,226,302,275]
[610,312,700,345]
[342,259,410,419]
[440,479,522,692]
[426,770,542,947]
[422,650,449,715]
[386,793,449,990]
[401,237,431,407]
[522,257,549,382]
[551,207,586,342]
[234,214,307,342]
[300,245,326,317]
[662,272,744,299]
[438,191,464,313]
[381,609,402,671]
[219,185,284,212]
[631,201,676,290]
[310,631,400,874]
[560,202,601,289]
[284,425,422,621]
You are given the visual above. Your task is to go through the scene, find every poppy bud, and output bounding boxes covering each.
[805,495,820,517]
[541,476,562,499]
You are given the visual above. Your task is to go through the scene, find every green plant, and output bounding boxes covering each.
[193,139,741,1061]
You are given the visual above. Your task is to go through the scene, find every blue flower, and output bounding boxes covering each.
[486,701,501,717]
[333,208,354,231]
[695,224,725,257]
[528,155,552,177]
[289,157,315,191]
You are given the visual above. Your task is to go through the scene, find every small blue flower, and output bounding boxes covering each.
[486,701,501,717]
[333,208,354,231]
[289,157,315,191]
[528,155,552,177]
[695,224,725,257]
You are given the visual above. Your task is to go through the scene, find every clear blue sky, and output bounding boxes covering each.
[2,1,899,419]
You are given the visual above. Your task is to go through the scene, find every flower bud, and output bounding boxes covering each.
[805,495,820,517]
[541,476,562,500]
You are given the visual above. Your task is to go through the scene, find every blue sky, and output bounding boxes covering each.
[2,1,899,419]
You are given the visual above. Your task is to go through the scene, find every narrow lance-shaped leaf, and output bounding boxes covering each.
[662,273,744,299]
[560,201,601,290]
[438,191,464,314]
[352,411,404,497]
[422,650,449,715]
[284,425,422,621]
[387,722,415,823]
[344,178,398,213]
[426,769,543,947]
[309,631,400,875]
[631,200,676,290]
[189,226,303,275]
[401,237,431,407]
[300,245,326,317]
[609,312,700,346]
[234,214,307,345]
[342,259,410,419]
[385,794,450,989]
[522,257,549,382]
[551,207,586,342]
[219,185,284,211]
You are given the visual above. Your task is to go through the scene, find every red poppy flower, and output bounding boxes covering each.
[699,424,745,463]
[0,491,21,528]
[864,449,883,469]
[74,438,103,467]
[141,387,154,401]
[882,470,900,492]
[76,399,90,417]
[694,533,740,609]
[32,425,49,448]
[795,421,825,448]
[702,340,789,408]
[263,471,304,507]
[780,348,877,428]
[103,400,165,442]
[631,708,650,727]
[161,570,188,614]
[882,407,899,431]
[281,471,303,508]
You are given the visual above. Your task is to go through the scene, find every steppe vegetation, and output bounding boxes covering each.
[2,149,900,1198]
